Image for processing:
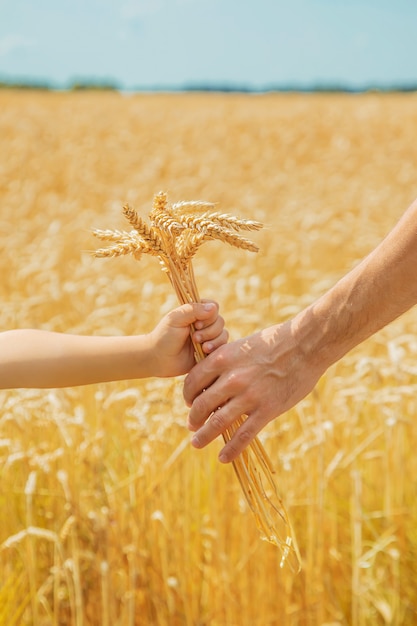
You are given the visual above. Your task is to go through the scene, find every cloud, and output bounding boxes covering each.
[0,34,35,57]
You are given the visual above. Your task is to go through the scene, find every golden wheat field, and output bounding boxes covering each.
[1,89,417,626]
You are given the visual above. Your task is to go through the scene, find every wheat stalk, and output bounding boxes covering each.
[93,191,301,572]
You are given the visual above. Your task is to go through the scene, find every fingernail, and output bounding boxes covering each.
[203,302,214,311]
[191,435,201,448]
[218,452,228,463]
[205,342,213,352]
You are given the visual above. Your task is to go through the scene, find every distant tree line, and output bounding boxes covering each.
[0,77,121,91]
[0,77,416,93]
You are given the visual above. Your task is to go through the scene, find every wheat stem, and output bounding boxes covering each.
[93,192,301,572]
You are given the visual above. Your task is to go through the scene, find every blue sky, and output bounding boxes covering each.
[1,0,416,89]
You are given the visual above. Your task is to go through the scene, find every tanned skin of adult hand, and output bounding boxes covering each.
[184,197,417,463]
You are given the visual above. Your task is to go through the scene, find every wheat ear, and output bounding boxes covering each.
[93,192,301,573]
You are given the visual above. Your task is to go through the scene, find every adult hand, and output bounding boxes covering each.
[183,319,325,463]
[185,196,417,463]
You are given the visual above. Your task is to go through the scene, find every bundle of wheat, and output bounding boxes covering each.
[93,191,301,572]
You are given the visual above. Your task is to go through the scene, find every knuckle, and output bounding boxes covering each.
[237,428,253,444]
[193,394,209,416]
[224,427,252,460]
[211,346,228,366]
[225,371,241,392]
[209,411,226,432]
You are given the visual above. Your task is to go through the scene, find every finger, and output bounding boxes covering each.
[200,328,229,354]
[190,398,256,456]
[183,349,226,407]
[167,302,218,330]
[217,412,264,462]
[186,364,247,432]
[193,300,219,330]
[185,372,232,429]
[192,317,227,347]
[189,405,234,443]
[192,408,265,464]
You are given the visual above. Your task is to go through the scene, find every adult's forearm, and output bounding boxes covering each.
[184,197,417,463]
[293,197,417,370]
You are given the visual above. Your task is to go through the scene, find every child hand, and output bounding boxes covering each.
[149,301,228,377]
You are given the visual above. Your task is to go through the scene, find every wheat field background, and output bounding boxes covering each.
[0,90,417,625]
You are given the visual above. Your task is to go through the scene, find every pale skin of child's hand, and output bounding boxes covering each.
[0,301,227,389]
[147,301,228,377]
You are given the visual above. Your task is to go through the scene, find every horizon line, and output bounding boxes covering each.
[1,76,417,94]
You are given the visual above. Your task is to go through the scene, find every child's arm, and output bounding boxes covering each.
[0,301,227,389]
